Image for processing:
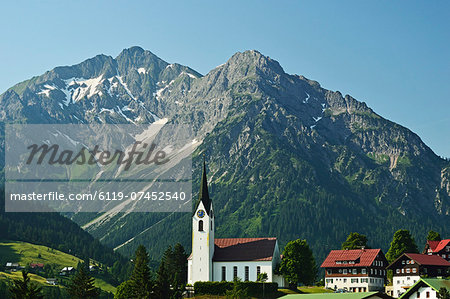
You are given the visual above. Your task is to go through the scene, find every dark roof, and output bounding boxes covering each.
[194,159,212,216]
[213,238,277,262]
[320,249,384,268]
[387,253,450,269]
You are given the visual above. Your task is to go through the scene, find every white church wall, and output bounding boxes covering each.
[212,261,273,282]
[191,201,213,282]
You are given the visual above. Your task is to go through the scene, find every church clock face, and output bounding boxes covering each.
[197,209,205,218]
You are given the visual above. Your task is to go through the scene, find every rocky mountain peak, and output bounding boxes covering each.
[223,50,285,80]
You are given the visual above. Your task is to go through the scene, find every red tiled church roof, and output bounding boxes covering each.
[320,249,382,268]
[212,238,277,262]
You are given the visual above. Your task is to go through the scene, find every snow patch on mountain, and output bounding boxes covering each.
[62,75,104,103]
[37,84,57,97]
[313,116,322,122]
[137,67,147,74]
[181,71,197,79]
[303,92,310,104]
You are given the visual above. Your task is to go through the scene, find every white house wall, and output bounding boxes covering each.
[392,275,420,298]
[325,276,384,292]
[403,286,438,299]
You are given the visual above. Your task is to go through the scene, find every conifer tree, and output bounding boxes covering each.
[67,260,99,299]
[172,243,188,287]
[9,270,43,299]
[130,245,153,298]
[155,247,172,299]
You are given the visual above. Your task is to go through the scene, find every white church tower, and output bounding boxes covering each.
[188,159,215,283]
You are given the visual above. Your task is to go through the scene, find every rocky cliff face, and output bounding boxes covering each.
[1,47,448,261]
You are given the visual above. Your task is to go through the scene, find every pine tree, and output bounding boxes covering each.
[172,243,188,287]
[155,247,172,299]
[9,271,43,299]
[130,245,153,298]
[67,261,99,299]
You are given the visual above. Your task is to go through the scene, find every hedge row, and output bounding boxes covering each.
[194,281,278,296]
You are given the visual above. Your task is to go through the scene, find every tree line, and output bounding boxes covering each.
[2,228,445,298]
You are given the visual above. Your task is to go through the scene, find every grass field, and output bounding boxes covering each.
[0,270,48,285]
[0,240,82,269]
[298,286,333,294]
[0,240,116,294]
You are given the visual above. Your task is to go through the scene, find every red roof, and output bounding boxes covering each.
[320,249,383,268]
[213,238,277,262]
[433,239,450,253]
[403,253,450,266]
[30,263,44,268]
[426,240,441,252]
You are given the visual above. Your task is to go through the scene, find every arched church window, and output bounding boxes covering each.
[199,220,203,231]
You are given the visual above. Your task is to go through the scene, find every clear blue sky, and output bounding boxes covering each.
[1,1,449,157]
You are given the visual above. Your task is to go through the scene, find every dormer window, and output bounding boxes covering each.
[199,220,204,231]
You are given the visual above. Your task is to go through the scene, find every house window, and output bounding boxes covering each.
[222,266,226,281]
[426,291,430,298]
[352,269,357,274]
[233,266,238,279]
[343,269,348,274]
[402,260,405,265]
[401,269,404,273]
[406,268,410,273]
[370,269,373,274]
[362,269,366,274]
[245,266,249,281]
[257,266,261,277]
[417,292,420,298]
[198,220,203,231]
[327,269,332,275]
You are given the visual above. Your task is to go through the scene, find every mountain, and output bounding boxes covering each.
[1,47,449,264]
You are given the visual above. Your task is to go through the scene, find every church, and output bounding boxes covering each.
[187,161,285,287]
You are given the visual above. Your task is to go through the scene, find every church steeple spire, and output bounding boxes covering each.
[195,156,212,215]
